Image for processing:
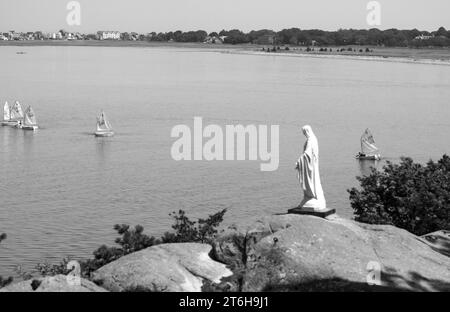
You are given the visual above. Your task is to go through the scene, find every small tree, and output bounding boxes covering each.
[32,258,72,277]
[80,225,158,276]
[348,155,450,236]
[161,209,227,244]
[80,209,227,276]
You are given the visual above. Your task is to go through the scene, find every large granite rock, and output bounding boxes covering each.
[92,243,233,292]
[421,230,450,257]
[212,214,450,292]
[0,274,107,292]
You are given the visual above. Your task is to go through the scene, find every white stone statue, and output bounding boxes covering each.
[295,125,326,211]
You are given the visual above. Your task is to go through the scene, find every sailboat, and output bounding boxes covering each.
[11,101,24,120]
[20,106,39,131]
[356,128,381,160]
[1,101,11,126]
[1,101,23,126]
[95,110,114,137]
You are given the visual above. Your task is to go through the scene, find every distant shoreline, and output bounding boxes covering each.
[2,40,450,65]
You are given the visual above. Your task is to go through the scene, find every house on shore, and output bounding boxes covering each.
[49,32,63,40]
[414,34,434,40]
[203,35,224,44]
[97,31,121,40]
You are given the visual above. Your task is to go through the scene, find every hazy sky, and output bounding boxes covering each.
[0,0,449,33]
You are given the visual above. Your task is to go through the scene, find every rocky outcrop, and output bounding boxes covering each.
[4,215,446,292]
[421,230,450,257]
[92,243,233,292]
[0,274,107,292]
[212,214,450,292]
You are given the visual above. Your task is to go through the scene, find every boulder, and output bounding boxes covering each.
[213,214,450,292]
[0,280,36,292]
[92,243,233,292]
[0,274,107,292]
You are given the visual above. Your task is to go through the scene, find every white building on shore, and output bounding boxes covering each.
[414,34,434,40]
[97,31,121,40]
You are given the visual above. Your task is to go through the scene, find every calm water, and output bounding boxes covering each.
[0,46,449,276]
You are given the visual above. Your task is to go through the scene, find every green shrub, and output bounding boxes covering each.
[7,209,228,280]
[348,155,450,236]
[80,224,158,276]
[0,276,13,288]
[35,257,72,277]
[161,209,227,244]
[81,209,227,276]
[14,256,75,280]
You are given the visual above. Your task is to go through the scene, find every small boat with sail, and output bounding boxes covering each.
[20,106,39,131]
[1,101,23,127]
[95,110,114,137]
[1,101,12,126]
[356,128,381,160]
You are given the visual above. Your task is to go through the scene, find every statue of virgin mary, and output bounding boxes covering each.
[295,125,326,211]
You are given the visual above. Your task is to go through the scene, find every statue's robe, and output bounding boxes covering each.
[296,126,326,211]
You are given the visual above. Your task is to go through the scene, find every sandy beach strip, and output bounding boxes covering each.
[2,40,450,65]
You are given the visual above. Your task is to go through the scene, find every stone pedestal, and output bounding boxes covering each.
[288,207,336,218]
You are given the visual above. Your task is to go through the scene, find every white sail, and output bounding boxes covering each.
[3,101,10,121]
[23,106,37,126]
[96,111,112,131]
[10,101,24,120]
[16,101,24,117]
[361,128,379,155]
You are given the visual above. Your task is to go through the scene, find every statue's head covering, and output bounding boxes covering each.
[301,125,319,157]
[302,125,314,138]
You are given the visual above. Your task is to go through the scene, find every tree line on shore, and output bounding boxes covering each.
[144,27,450,47]
[4,27,450,47]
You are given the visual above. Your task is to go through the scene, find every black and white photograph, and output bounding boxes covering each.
[0,0,449,301]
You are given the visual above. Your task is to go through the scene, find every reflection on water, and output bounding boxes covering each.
[22,130,36,157]
[95,137,112,162]
[1,126,20,156]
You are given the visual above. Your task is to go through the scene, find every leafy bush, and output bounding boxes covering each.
[14,257,74,281]
[0,276,13,288]
[0,233,13,288]
[3,209,227,281]
[35,257,73,276]
[81,209,227,276]
[80,224,158,276]
[161,209,227,244]
[348,155,450,236]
